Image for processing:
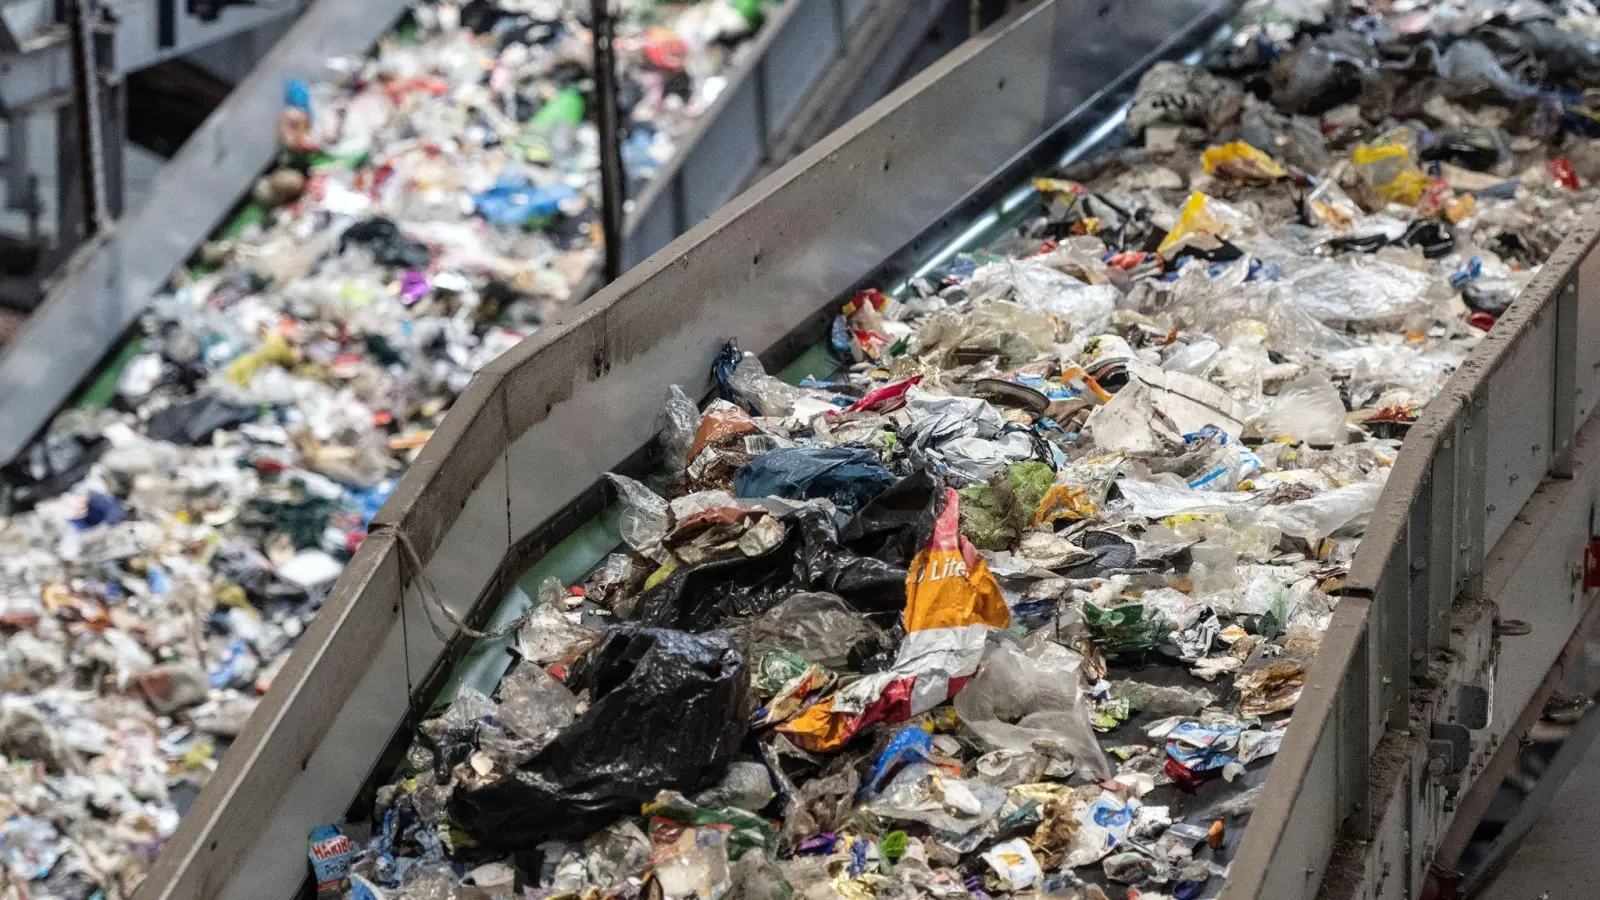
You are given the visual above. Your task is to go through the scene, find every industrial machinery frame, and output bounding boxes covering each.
[128,1,1235,897]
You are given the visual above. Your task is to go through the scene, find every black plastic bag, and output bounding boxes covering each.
[143,395,258,445]
[838,470,943,569]
[1,434,109,513]
[631,533,800,632]
[630,472,943,631]
[451,626,750,847]
[338,217,432,269]
[734,447,896,514]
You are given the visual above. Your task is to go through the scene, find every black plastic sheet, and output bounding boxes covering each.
[451,626,751,847]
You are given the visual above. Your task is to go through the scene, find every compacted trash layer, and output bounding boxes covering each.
[300,2,1600,900]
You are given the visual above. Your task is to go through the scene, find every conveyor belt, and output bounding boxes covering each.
[121,2,1600,899]
[127,2,1237,898]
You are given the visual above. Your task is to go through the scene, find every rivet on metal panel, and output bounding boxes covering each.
[1430,723,1471,774]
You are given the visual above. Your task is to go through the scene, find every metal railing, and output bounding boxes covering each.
[1223,207,1600,899]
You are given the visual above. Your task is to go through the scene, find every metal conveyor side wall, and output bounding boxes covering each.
[1220,140,1600,900]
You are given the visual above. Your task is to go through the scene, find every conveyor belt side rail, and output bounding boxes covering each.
[1222,194,1600,899]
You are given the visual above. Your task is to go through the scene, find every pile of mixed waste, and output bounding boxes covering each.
[297,1,1600,899]
[0,0,778,896]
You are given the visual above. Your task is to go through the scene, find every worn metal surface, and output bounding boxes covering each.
[1223,203,1600,898]
[0,0,302,110]
[127,2,1233,898]
[618,0,922,273]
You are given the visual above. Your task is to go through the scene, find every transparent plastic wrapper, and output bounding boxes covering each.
[659,385,704,478]
[585,820,653,893]
[606,473,670,564]
[952,640,1110,780]
[1351,141,1430,206]
[968,258,1117,335]
[781,754,861,847]
[495,662,578,748]
[1109,680,1215,717]
[651,824,733,900]
[1157,192,1253,257]
[692,761,776,812]
[516,577,600,665]
[917,302,1057,365]
[1252,372,1347,445]
[728,351,810,418]
[1280,257,1435,325]
[1263,476,1387,542]
[1114,478,1258,519]
[868,762,1006,835]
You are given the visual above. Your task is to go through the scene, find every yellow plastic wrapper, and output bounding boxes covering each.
[1033,454,1125,524]
[224,332,296,388]
[1201,141,1286,182]
[1351,142,1430,206]
[1156,191,1246,256]
[1033,178,1084,202]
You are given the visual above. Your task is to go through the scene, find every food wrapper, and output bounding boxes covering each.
[309,824,356,899]
[780,489,1009,751]
[1034,454,1125,524]
[1351,142,1430,206]
[981,837,1044,890]
[1201,141,1286,182]
[686,401,763,491]
[1156,192,1248,256]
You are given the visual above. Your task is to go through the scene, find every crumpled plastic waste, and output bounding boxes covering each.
[20,0,1600,897]
[451,625,751,846]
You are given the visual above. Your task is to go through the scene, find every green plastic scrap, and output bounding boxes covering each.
[754,650,812,697]
[532,86,586,129]
[731,0,781,28]
[248,489,342,550]
[1083,602,1168,655]
[957,462,1054,551]
[881,831,909,861]
[644,792,779,862]
[1090,697,1131,732]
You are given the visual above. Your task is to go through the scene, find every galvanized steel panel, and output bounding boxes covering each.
[1483,310,1555,549]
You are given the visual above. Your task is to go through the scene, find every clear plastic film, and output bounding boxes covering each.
[951,640,1110,781]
